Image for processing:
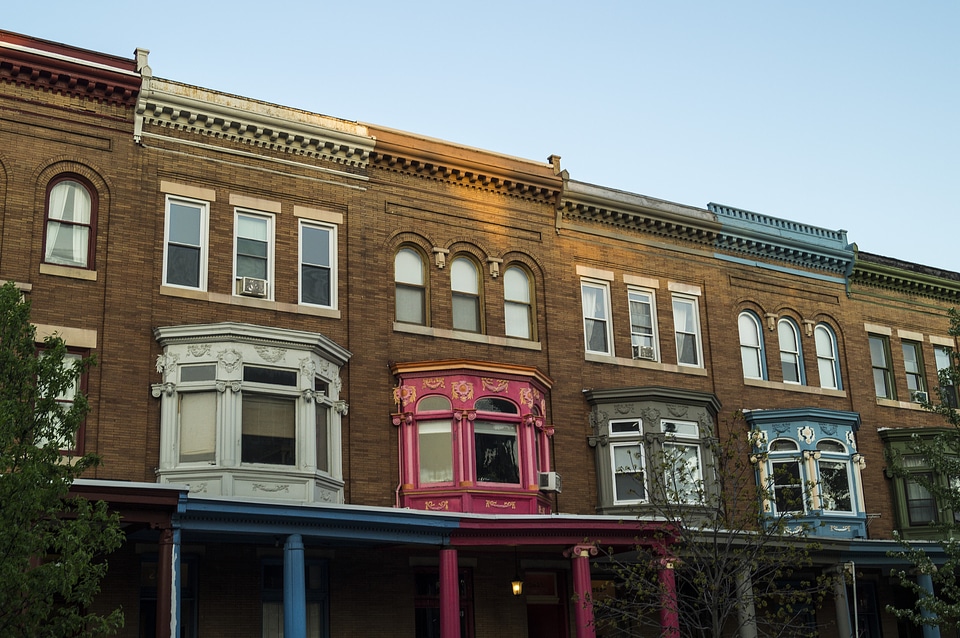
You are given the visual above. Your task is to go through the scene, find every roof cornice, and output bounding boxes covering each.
[367,125,562,202]
[135,75,375,168]
[560,179,721,246]
[710,203,854,276]
[0,30,140,107]
[391,358,553,388]
[852,251,960,302]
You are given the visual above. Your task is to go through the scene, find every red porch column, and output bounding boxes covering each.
[659,557,680,638]
[155,528,173,638]
[439,548,460,638]
[564,544,597,638]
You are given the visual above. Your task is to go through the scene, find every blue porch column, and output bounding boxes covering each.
[284,534,307,638]
[917,572,941,638]
[439,548,460,638]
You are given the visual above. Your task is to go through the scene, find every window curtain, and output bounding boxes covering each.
[45,182,90,267]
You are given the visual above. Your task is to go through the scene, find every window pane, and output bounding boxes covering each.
[169,203,202,245]
[302,225,331,267]
[316,404,329,473]
[395,248,424,285]
[45,222,89,267]
[418,396,451,412]
[241,395,296,465]
[504,267,530,303]
[613,444,644,502]
[663,443,702,504]
[772,460,803,512]
[49,181,91,223]
[179,392,216,463]
[451,258,479,294]
[180,364,216,382]
[244,367,298,386]
[610,420,641,435]
[818,460,852,512]
[419,421,453,483]
[452,295,480,332]
[504,302,531,339]
[906,476,937,525]
[475,398,517,413]
[475,421,519,484]
[676,333,699,366]
[302,264,331,306]
[166,244,201,287]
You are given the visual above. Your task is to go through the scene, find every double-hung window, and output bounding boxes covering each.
[672,294,702,366]
[934,345,958,408]
[816,440,853,513]
[581,280,613,356]
[39,350,86,455]
[241,366,299,466]
[300,221,336,308]
[451,256,482,333]
[235,211,274,298]
[661,420,703,504]
[902,340,927,401]
[610,419,645,504]
[778,318,804,384]
[44,177,95,269]
[503,266,534,340]
[628,288,657,361]
[869,334,895,399]
[177,363,218,464]
[815,324,841,390]
[395,247,427,325]
[738,311,766,380]
[163,196,208,290]
[768,439,804,514]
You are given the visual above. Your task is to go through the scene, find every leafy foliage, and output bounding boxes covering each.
[593,413,834,637]
[0,282,123,637]
[886,307,960,630]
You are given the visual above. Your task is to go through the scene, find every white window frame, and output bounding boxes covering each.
[582,279,614,356]
[815,440,855,514]
[610,418,646,504]
[671,294,702,367]
[738,311,766,380]
[503,265,534,340]
[661,419,703,504]
[767,439,806,515]
[163,195,209,291]
[628,287,658,361]
[815,324,841,390]
[299,220,338,309]
[234,210,275,300]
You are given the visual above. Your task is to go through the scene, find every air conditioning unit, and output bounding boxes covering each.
[239,277,267,298]
[911,390,929,404]
[538,471,562,493]
[632,345,655,360]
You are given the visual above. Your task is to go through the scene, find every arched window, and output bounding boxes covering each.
[814,324,841,390]
[768,438,803,513]
[503,266,533,340]
[395,247,427,325]
[817,440,853,513]
[777,318,804,384]
[44,176,95,268]
[738,311,766,380]
[451,256,482,333]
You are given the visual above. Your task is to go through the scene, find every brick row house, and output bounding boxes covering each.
[2,30,958,638]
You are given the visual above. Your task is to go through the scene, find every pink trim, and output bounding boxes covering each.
[659,559,680,637]
[566,545,597,638]
[439,549,460,638]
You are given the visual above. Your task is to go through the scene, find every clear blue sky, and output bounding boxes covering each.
[6,2,958,270]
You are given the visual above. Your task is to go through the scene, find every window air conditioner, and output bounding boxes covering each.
[239,277,267,298]
[911,390,929,404]
[632,345,655,360]
[538,471,562,493]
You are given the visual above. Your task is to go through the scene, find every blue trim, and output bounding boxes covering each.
[283,534,307,638]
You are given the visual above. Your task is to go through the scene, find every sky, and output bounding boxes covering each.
[5,2,959,270]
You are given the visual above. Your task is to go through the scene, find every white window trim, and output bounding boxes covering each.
[609,418,645,504]
[738,311,766,380]
[814,324,841,390]
[298,219,338,310]
[815,447,855,515]
[627,286,658,362]
[233,209,275,301]
[671,294,703,367]
[162,195,210,291]
[777,318,805,385]
[582,278,614,357]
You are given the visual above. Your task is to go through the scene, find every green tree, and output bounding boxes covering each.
[0,282,123,637]
[887,307,960,631]
[592,415,834,638]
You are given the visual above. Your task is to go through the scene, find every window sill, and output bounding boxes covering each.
[875,397,928,410]
[160,286,341,319]
[584,352,708,376]
[393,322,542,351]
[40,263,97,281]
[743,378,846,397]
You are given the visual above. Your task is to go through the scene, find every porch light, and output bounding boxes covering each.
[512,547,523,596]
[511,578,524,596]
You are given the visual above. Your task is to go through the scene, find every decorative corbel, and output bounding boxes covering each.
[852,453,866,469]
[522,413,543,429]
[334,400,349,415]
[765,313,778,331]
[487,257,503,278]
[802,319,815,337]
[150,382,175,398]
[216,381,241,393]
[432,247,449,269]
[302,389,316,403]
[587,434,608,448]
[391,412,414,426]
[803,450,822,461]
[454,409,476,422]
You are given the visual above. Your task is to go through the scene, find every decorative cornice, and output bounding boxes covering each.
[709,203,854,275]
[391,359,553,389]
[582,385,722,415]
[367,125,562,202]
[0,30,140,107]
[154,322,351,367]
[135,76,375,168]
[851,250,960,302]
[560,179,721,246]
